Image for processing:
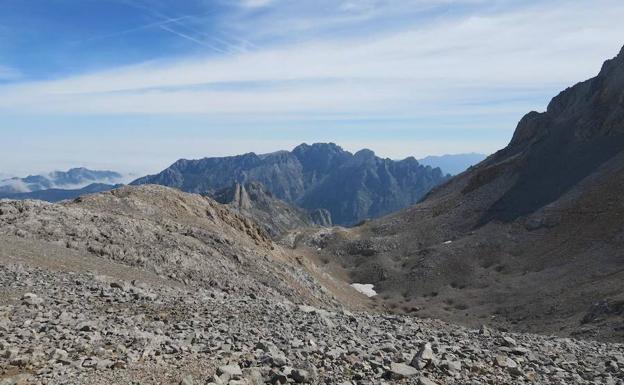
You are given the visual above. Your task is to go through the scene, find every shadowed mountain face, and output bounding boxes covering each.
[0,168,124,194]
[306,46,624,341]
[478,48,624,224]
[132,143,448,226]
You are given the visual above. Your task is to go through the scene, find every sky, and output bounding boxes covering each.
[1,0,624,177]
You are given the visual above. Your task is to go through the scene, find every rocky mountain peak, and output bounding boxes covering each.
[511,45,624,150]
[353,148,376,162]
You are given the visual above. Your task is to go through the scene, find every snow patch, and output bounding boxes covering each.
[351,283,377,297]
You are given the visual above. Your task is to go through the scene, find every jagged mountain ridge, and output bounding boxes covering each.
[304,45,624,341]
[132,143,449,226]
[211,181,331,238]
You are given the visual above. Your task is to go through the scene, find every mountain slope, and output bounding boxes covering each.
[418,153,487,175]
[132,143,448,226]
[306,46,624,341]
[0,167,124,194]
[0,185,334,305]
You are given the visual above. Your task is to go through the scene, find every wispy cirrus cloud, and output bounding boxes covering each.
[0,0,622,118]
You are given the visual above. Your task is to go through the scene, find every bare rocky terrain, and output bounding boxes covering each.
[1,185,623,385]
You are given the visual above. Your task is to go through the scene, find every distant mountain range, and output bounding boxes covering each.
[418,153,487,175]
[0,183,122,203]
[0,167,124,194]
[132,143,450,225]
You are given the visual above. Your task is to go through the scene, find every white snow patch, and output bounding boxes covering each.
[350,283,377,297]
[443,240,452,244]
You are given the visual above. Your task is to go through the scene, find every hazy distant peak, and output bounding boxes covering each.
[0,167,125,194]
[418,153,488,175]
[354,148,375,159]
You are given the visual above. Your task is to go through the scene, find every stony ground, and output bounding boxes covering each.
[1,260,623,385]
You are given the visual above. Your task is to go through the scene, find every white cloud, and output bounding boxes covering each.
[0,178,32,193]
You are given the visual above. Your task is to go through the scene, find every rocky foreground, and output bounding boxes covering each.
[1,186,623,384]
[1,261,623,385]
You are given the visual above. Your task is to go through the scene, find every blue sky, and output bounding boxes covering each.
[1,0,624,176]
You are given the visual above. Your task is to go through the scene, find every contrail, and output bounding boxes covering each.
[74,16,195,45]
[167,18,248,54]
[158,25,228,54]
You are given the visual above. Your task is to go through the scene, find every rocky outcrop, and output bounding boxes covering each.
[309,208,332,227]
[132,143,448,225]
[211,182,331,238]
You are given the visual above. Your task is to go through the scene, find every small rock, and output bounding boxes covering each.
[501,336,517,347]
[388,362,418,379]
[270,372,288,385]
[495,354,517,368]
[418,377,439,385]
[290,369,309,383]
[441,360,461,373]
[21,293,44,306]
[410,342,435,369]
[217,364,243,381]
